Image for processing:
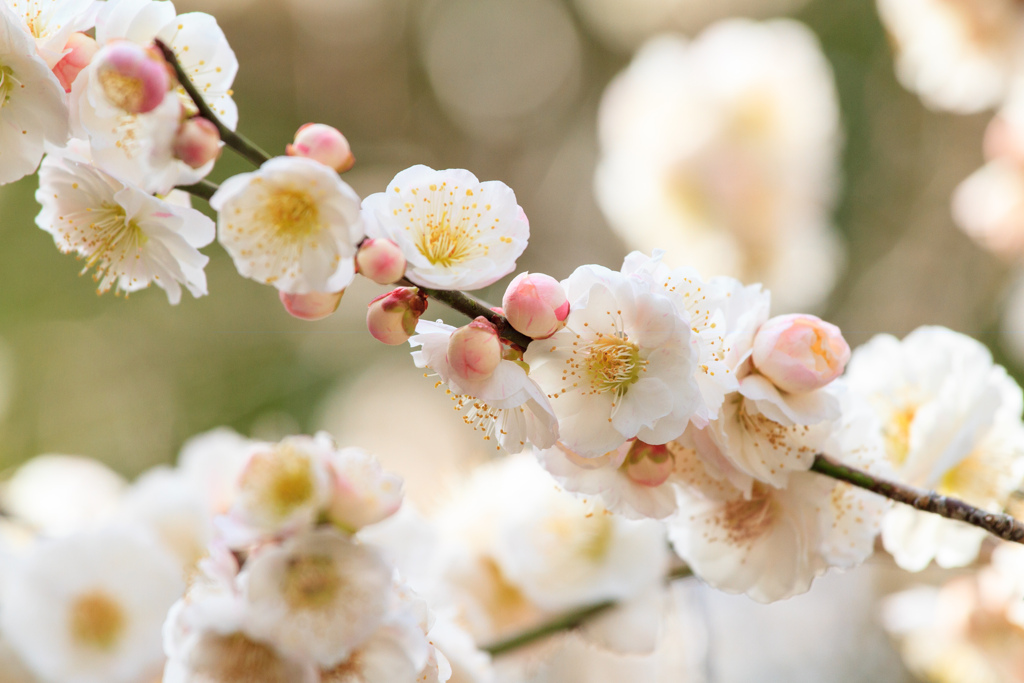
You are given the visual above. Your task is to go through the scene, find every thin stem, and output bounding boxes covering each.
[399,279,534,349]
[154,40,272,168]
[483,565,693,656]
[812,453,1024,543]
[176,179,220,202]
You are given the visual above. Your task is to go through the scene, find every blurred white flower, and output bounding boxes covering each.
[211,156,364,294]
[362,165,529,291]
[847,326,1024,571]
[2,0,99,67]
[322,446,404,532]
[595,21,842,312]
[176,427,255,517]
[242,529,394,667]
[1,526,184,683]
[877,0,1024,113]
[410,319,558,454]
[0,2,69,185]
[524,264,700,457]
[35,145,214,303]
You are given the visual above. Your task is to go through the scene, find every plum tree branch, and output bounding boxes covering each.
[398,279,534,349]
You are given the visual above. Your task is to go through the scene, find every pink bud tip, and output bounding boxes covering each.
[356,239,406,285]
[366,287,427,345]
[447,317,502,382]
[502,272,569,339]
[286,123,354,173]
[752,314,851,394]
[173,117,221,169]
[52,32,98,93]
[279,289,344,321]
[621,441,675,487]
[94,41,171,114]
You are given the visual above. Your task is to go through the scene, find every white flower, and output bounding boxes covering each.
[211,156,364,294]
[877,0,1024,113]
[0,526,184,683]
[70,0,237,193]
[0,2,69,185]
[846,326,1024,570]
[524,264,701,457]
[176,427,255,516]
[595,21,842,312]
[323,446,404,532]
[242,529,394,667]
[35,144,214,303]
[410,319,558,454]
[3,0,99,67]
[361,165,529,291]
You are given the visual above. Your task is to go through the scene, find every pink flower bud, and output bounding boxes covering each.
[621,441,674,487]
[366,287,427,345]
[286,123,354,173]
[279,289,344,321]
[52,32,98,93]
[447,317,502,382]
[173,117,221,169]
[94,41,171,114]
[752,314,851,394]
[356,238,406,285]
[502,272,569,339]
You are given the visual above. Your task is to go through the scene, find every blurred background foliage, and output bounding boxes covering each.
[0,0,1007,485]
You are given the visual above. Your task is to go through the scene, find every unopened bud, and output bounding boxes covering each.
[279,289,344,321]
[94,41,171,114]
[53,32,98,93]
[356,238,406,285]
[286,123,354,173]
[366,287,427,345]
[173,117,221,169]
[503,272,569,339]
[752,314,850,394]
[621,441,674,487]
[447,317,501,383]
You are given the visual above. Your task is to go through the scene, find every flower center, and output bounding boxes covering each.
[258,188,322,239]
[240,445,317,519]
[97,69,146,112]
[884,404,917,468]
[282,554,341,610]
[197,632,296,683]
[584,334,645,394]
[721,483,776,545]
[0,65,17,109]
[68,590,125,651]
[415,210,482,267]
[78,203,148,293]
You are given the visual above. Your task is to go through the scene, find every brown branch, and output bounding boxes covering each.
[398,279,534,349]
[812,453,1024,544]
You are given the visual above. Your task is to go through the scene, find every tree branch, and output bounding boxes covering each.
[154,40,272,168]
[399,279,534,349]
[482,565,693,656]
[175,179,220,202]
[812,453,1024,543]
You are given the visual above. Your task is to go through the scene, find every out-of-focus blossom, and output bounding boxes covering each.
[322,446,404,532]
[502,272,569,340]
[361,165,529,291]
[0,2,69,185]
[847,326,1024,571]
[2,0,99,67]
[595,21,842,312]
[524,264,700,457]
[172,116,221,169]
[287,122,354,173]
[280,289,345,321]
[36,145,215,303]
[91,41,170,114]
[211,156,364,294]
[0,526,184,683]
[411,319,558,453]
[877,0,1024,114]
[176,427,254,517]
[51,31,97,92]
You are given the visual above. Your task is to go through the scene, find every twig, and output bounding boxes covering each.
[154,40,272,168]
[175,179,220,202]
[483,565,693,656]
[812,453,1024,543]
[399,278,534,349]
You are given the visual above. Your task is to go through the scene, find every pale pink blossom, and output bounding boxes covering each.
[287,122,354,173]
[367,287,428,345]
[92,41,169,114]
[752,313,850,393]
[280,290,344,321]
[52,32,97,92]
[447,318,502,383]
[356,238,406,285]
[172,117,220,169]
[502,272,570,340]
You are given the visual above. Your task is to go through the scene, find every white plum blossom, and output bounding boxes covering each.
[0,1,69,185]
[2,0,99,67]
[35,145,215,303]
[323,446,404,532]
[69,0,238,193]
[242,529,394,668]
[361,165,529,291]
[0,526,184,683]
[211,156,364,294]
[847,326,1024,570]
[595,21,842,312]
[410,319,558,454]
[524,264,701,457]
[877,0,1024,113]
[176,426,255,517]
